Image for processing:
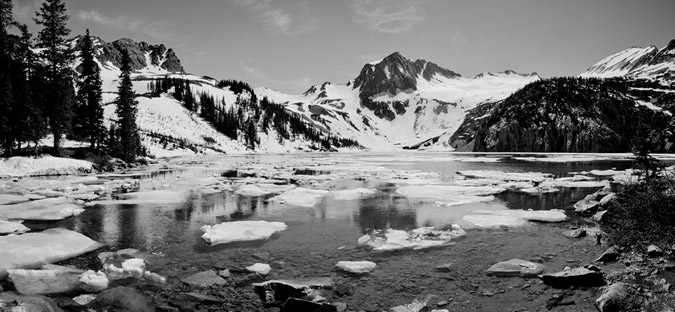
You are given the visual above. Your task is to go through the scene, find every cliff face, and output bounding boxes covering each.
[74,37,184,73]
[471,77,667,153]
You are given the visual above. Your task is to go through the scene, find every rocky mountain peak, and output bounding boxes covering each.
[73,36,184,73]
[353,52,460,100]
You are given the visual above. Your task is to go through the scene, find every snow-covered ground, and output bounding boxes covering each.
[0,156,93,178]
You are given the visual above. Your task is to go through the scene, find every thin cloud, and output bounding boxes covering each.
[12,0,42,24]
[240,61,312,91]
[240,60,269,80]
[352,0,429,34]
[449,33,467,51]
[77,10,175,42]
[233,0,319,36]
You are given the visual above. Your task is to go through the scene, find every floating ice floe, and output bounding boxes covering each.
[0,220,30,235]
[79,270,109,292]
[520,186,559,195]
[454,157,503,163]
[201,220,288,245]
[234,184,294,197]
[396,185,506,199]
[330,188,376,200]
[454,179,505,187]
[7,268,84,295]
[268,187,329,207]
[471,209,568,223]
[0,194,30,205]
[246,263,271,275]
[0,197,84,221]
[0,228,103,279]
[336,261,376,274]
[357,225,465,252]
[457,170,554,183]
[589,169,626,176]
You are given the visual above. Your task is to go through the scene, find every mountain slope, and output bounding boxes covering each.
[259,52,539,150]
[581,39,675,83]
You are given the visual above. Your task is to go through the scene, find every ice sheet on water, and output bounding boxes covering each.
[472,209,568,222]
[0,228,103,279]
[457,170,554,183]
[0,194,30,205]
[396,185,506,199]
[463,214,529,228]
[0,197,84,221]
[0,220,30,235]
[335,261,376,274]
[434,195,495,207]
[92,190,188,205]
[268,188,329,207]
[330,188,376,200]
[201,220,288,245]
[234,184,294,197]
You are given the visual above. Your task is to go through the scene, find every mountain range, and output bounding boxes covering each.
[76,36,675,156]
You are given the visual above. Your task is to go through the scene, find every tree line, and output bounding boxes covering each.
[0,0,142,162]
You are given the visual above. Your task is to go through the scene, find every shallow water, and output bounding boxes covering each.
[22,152,638,260]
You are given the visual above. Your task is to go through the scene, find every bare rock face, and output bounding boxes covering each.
[73,36,184,73]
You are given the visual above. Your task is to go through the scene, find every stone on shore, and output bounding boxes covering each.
[7,268,84,295]
[647,245,663,258]
[0,228,103,279]
[540,267,605,288]
[79,270,109,292]
[485,259,546,278]
[0,292,63,312]
[595,282,644,312]
[336,261,376,274]
[563,228,586,239]
[180,270,226,288]
[595,246,621,263]
[574,198,599,215]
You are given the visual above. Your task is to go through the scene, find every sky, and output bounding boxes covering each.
[12,0,675,94]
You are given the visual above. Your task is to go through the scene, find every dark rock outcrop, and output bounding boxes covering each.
[595,282,644,312]
[73,36,184,73]
[540,267,605,288]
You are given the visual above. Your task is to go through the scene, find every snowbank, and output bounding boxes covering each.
[0,156,93,178]
[0,228,103,279]
[201,220,288,245]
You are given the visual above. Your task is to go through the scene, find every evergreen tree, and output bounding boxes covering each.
[75,29,104,150]
[34,0,75,155]
[115,50,141,163]
[0,0,14,154]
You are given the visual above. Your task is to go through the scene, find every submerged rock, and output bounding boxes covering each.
[595,282,644,312]
[0,228,103,279]
[336,261,377,274]
[0,292,62,312]
[253,277,333,306]
[201,220,288,245]
[181,270,226,288]
[280,298,337,312]
[357,225,465,252]
[540,267,605,288]
[485,259,546,278]
[96,286,153,312]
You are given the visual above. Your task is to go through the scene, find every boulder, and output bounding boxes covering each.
[595,246,621,263]
[574,198,599,215]
[593,210,608,222]
[73,294,97,306]
[180,270,226,288]
[540,267,605,288]
[7,269,83,295]
[336,261,376,274]
[647,245,663,258]
[0,292,63,312]
[96,286,153,312]
[0,228,102,279]
[598,193,617,207]
[485,259,546,278]
[253,277,333,306]
[280,298,337,312]
[595,282,644,312]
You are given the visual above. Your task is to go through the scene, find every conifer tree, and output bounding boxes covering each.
[75,29,104,150]
[115,50,141,162]
[34,0,75,155]
[0,0,14,154]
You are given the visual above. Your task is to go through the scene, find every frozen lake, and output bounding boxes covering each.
[20,152,637,257]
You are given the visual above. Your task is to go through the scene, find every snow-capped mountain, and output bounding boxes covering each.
[258,52,539,150]
[581,39,675,82]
